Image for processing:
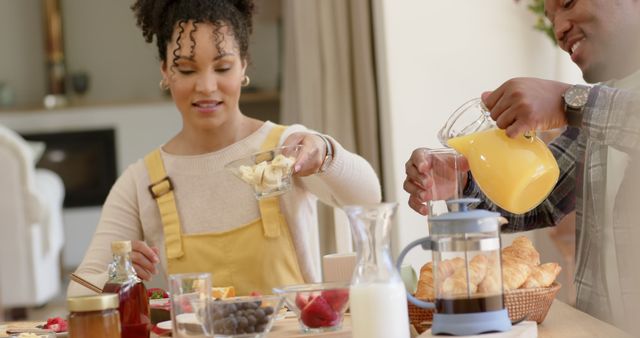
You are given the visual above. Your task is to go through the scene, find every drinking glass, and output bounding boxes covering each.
[169,273,212,338]
[422,148,466,217]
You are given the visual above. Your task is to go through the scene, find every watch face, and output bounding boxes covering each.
[565,86,589,108]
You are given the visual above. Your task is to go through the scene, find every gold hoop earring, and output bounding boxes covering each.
[241,75,251,87]
[159,79,169,91]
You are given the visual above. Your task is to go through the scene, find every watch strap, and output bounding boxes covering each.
[563,84,592,127]
[316,134,334,173]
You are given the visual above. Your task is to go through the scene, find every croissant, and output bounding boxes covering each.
[477,254,502,295]
[415,257,464,299]
[502,236,540,266]
[415,262,435,299]
[441,255,488,296]
[438,257,465,277]
[501,255,533,290]
[522,263,562,288]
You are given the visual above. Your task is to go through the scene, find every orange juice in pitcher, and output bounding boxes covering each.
[438,98,559,214]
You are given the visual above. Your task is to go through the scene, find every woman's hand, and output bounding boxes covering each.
[282,132,330,176]
[131,240,160,281]
[403,148,470,215]
[482,77,572,138]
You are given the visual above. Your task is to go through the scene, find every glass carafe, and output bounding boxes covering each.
[344,203,410,338]
[438,98,559,214]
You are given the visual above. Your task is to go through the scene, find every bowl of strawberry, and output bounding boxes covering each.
[148,288,171,324]
[148,287,169,300]
[273,282,349,333]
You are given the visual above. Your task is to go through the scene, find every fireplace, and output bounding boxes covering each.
[22,129,117,208]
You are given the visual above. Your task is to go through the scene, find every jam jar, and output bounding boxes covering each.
[68,294,121,338]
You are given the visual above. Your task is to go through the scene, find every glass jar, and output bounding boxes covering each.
[68,294,121,338]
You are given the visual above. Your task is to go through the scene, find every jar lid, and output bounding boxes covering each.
[429,198,501,234]
[111,240,132,254]
[68,294,119,312]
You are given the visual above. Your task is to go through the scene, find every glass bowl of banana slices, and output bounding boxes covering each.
[226,145,301,199]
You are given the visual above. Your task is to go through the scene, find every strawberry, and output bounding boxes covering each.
[300,295,339,328]
[295,293,313,310]
[249,290,263,297]
[147,287,169,299]
[180,296,193,313]
[43,317,68,332]
[320,289,349,312]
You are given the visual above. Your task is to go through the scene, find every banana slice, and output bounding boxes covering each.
[271,154,295,170]
[237,154,295,192]
[253,161,268,186]
[262,165,282,189]
[239,165,255,184]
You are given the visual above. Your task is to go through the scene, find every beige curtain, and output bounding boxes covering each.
[280,0,381,259]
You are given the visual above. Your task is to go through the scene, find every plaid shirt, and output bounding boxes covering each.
[464,83,640,330]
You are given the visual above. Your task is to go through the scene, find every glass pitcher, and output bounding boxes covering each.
[396,199,511,336]
[344,203,410,338]
[438,98,560,214]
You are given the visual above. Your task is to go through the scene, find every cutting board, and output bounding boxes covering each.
[0,321,68,337]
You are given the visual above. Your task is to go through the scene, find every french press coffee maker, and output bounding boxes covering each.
[397,198,511,335]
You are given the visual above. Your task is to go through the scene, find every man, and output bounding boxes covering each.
[404,0,640,332]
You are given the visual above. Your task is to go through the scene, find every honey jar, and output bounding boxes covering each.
[68,294,121,338]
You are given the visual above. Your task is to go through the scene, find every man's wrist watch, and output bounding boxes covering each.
[316,134,334,173]
[562,84,592,127]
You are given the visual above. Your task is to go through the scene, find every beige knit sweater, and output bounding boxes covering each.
[68,121,381,296]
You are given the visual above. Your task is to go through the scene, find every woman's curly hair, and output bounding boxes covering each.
[131,0,255,65]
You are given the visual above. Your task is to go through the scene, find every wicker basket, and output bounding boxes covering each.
[408,282,561,334]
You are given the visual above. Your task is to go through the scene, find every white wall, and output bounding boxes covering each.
[372,0,582,270]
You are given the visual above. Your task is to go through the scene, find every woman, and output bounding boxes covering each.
[68,0,381,296]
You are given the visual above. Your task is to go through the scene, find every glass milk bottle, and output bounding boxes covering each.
[344,203,410,338]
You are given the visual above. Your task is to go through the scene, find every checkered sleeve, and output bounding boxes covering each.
[583,85,640,154]
[463,127,579,232]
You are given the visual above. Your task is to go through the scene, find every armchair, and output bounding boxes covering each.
[0,125,65,308]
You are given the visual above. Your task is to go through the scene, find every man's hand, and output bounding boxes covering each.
[131,240,160,281]
[482,78,572,137]
[403,148,469,215]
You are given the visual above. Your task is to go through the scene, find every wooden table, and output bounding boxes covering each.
[419,301,631,338]
[151,317,351,338]
[147,300,635,338]
[268,316,351,338]
[537,301,631,338]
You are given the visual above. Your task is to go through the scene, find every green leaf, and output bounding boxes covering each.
[520,0,557,45]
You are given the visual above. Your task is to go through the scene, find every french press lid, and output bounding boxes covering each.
[429,198,501,234]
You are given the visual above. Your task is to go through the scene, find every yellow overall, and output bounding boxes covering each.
[144,125,305,295]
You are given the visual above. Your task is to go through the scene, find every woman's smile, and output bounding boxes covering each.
[192,99,224,115]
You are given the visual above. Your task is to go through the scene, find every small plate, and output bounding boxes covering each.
[156,320,172,330]
[150,298,170,310]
